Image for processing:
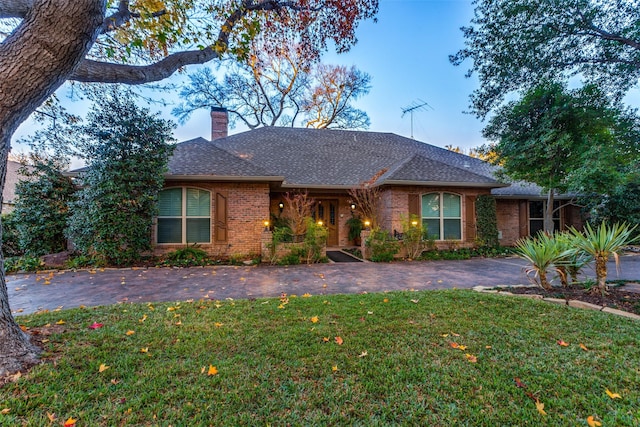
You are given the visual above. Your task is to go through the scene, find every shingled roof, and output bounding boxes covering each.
[167,137,281,181]
[170,127,505,189]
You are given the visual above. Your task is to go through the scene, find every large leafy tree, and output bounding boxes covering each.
[13,155,76,256]
[451,0,640,117]
[0,0,378,375]
[174,42,371,129]
[482,81,640,232]
[67,94,174,266]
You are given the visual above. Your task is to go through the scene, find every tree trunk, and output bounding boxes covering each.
[0,0,106,376]
[544,189,555,233]
[595,254,608,295]
[539,269,551,290]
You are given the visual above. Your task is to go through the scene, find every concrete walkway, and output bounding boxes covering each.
[7,255,640,315]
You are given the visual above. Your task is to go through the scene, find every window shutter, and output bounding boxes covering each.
[408,194,420,217]
[465,195,476,242]
[215,192,228,242]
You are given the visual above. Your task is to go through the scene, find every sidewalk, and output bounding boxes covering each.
[7,255,640,315]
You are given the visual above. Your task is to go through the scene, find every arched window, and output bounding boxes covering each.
[421,192,462,240]
[157,188,211,244]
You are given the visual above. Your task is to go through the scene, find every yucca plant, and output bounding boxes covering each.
[514,233,572,290]
[568,222,638,295]
[554,232,591,286]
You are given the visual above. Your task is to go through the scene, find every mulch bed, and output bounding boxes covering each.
[505,284,640,315]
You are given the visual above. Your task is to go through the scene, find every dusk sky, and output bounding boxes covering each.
[19,0,639,156]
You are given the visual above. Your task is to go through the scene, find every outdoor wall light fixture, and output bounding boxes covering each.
[350,203,356,211]
[364,220,371,230]
[317,220,324,226]
[411,220,418,227]
[278,202,284,213]
[263,220,270,231]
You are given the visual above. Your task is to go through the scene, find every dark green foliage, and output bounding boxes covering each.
[583,179,640,235]
[482,81,640,232]
[1,213,22,258]
[451,0,640,118]
[162,245,210,267]
[3,255,43,273]
[475,195,499,248]
[12,157,77,256]
[346,215,363,242]
[66,94,175,266]
[365,229,400,262]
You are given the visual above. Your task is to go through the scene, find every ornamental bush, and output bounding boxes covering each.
[66,94,175,266]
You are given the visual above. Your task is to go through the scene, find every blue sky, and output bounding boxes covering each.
[13,1,488,154]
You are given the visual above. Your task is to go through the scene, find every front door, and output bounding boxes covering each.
[314,199,339,246]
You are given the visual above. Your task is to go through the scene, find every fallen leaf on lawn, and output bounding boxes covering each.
[175,321,182,325]
[535,399,547,416]
[88,322,104,329]
[383,298,389,303]
[451,332,460,337]
[587,416,602,427]
[110,379,120,385]
[207,365,218,376]
[579,343,589,351]
[605,388,621,399]
[47,412,56,422]
[335,336,344,345]
[465,354,477,363]
[1,408,9,414]
[98,363,109,373]
[457,345,467,351]
[302,293,312,298]
[125,330,135,336]
[140,347,149,353]
[167,306,176,312]
[56,320,65,325]
[449,342,460,349]
[441,333,449,337]
[358,351,368,358]
[63,417,77,427]
[20,325,28,332]
[322,337,330,342]
[332,365,338,372]
[139,314,147,323]
[557,340,569,347]
[310,316,319,323]
[410,299,419,304]
[514,377,527,388]
[485,345,492,349]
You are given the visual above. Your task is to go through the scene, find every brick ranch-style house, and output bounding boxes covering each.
[151,108,583,258]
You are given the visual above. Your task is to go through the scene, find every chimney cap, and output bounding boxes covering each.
[211,106,227,113]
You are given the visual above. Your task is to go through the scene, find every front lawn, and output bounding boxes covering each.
[2,290,639,426]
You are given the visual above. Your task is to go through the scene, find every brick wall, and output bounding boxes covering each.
[378,186,492,248]
[496,199,522,245]
[153,181,270,258]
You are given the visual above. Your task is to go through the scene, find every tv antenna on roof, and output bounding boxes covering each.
[401,99,432,139]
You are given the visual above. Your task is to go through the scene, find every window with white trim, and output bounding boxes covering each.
[157,188,211,244]
[421,192,462,240]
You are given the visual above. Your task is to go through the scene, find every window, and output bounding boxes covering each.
[157,188,211,244]
[529,200,560,235]
[421,192,462,240]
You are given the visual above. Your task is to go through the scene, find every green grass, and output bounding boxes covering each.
[3,290,640,426]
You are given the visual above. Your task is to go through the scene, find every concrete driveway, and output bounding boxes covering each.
[7,255,640,315]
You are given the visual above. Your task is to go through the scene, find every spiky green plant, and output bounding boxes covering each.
[568,222,638,295]
[513,233,572,290]
[554,232,591,286]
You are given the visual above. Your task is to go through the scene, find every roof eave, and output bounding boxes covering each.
[383,179,508,188]
[165,174,284,182]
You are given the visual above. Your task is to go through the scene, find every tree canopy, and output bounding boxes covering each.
[482,81,640,232]
[0,0,379,375]
[451,0,640,117]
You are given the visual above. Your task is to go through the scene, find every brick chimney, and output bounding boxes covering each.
[210,107,228,141]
